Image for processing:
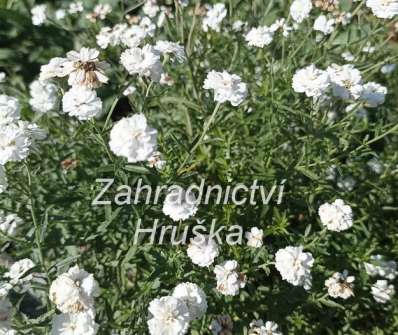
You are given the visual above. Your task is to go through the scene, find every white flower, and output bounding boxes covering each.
[232,20,246,31]
[187,235,219,267]
[64,48,109,88]
[51,311,98,335]
[381,63,396,74]
[0,72,6,83]
[292,65,330,99]
[147,296,190,335]
[0,213,22,236]
[120,25,150,48]
[172,282,207,320]
[86,4,112,22]
[143,0,160,18]
[359,82,387,107]
[123,85,137,96]
[202,3,227,32]
[62,86,102,121]
[68,1,84,14]
[55,9,66,20]
[147,151,166,169]
[39,57,71,81]
[245,26,274,48]
[342,51,355,62]
[362,42,375,54]
[366,0,398,19]
[314,15,335,35]
[120,45,163,82]
[371,280,395,303]
[367,157,384,174]
[17,121,47,144]
[0,123,31,165]
[245,227,263,248]
[5,259,35,285]
[163,187,198,221]
[0,166,7,193]
[49,265,99,314]
[96,24,129,49]
[364,255,397,280]
[154,41,186,63]
[214,260,246,296]
[249,320,282,335]
[31,4,47,26]
[0,95,20,126]
[203,70,247,106]
[275,246,314,290]
[290,0,312,23]
[160,73,175,86]
[29,80,58,114]
[325,271,355,299]
[327,64,363,100]
[270,18,293,37]
[109,114,157,163]
[318,199,353,232]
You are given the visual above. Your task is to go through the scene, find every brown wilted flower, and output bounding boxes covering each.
[314,0,339,12]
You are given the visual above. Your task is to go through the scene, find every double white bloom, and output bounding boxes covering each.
[49,265,99,314]
[292,65,330,99]
[187,235,219,267]
[204,70,248,106]
[109,114,157,163]
[120,45,163,82]
[49,265,99,335]
[275,246,314,290]
[162,187,198,221]
[29,80,58,114]
[318,199,353,232]
[148,282,207,335]
[214,260,246,296]
[371,280,395,304]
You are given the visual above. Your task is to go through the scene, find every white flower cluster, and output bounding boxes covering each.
[0,94,46,167]
[318,199,353,232]
[49,265,99,335]
[214,260,246,296]
[202,3,227,32]
[364,255,397,280]
[363,255,397,304]
[148,282,207,335]
[40,47,108,120]
[245,19,292,48]
[275,246,314,290]
[293,64,387,114]
[366,0,398,19]
[324,270,355,299]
